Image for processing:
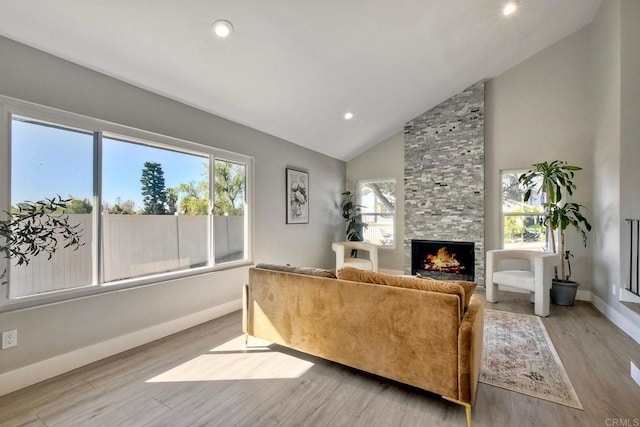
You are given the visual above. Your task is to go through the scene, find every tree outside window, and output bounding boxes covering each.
[502,170,546,250]
[357,180,396,247]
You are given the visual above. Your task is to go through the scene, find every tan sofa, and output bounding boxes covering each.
[243,265,484,427]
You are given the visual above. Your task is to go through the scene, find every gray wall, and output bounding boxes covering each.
[0,36,345,375]
[345,132,405,272]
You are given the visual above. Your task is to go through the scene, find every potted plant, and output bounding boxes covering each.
[1,196,84,285]
[340,191,368,242]
[519,161,592,305]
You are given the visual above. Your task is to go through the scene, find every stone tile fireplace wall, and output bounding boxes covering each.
[404,81,485,285]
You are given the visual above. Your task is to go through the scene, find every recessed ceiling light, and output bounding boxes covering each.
[211,19,234,38]
[503,2,517,16]
[344,112,354,120]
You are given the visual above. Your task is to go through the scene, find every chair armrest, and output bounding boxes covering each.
[487,249,558,272]
[333,242,380,271]
[332,243,346,270]
[369,245,379,272]
[533,252,561,267]
[533,253,561,279]
[331,242,346,255]
[335,241,376,252]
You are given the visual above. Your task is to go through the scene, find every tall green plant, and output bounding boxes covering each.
[340,191,368,241]
[519,161,591,281]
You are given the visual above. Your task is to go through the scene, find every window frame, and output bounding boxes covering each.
[0,95,253,311]
[500,168,546,251]
[356,178,396,249]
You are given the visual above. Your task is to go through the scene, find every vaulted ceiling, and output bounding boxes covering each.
[0,0,601,160]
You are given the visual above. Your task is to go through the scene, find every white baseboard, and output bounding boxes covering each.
[621,288,640,303]
[592,294,640,345]
[576,290,592,302]
[0,298,242,397]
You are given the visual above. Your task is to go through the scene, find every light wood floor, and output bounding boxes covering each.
[1,291,639,427]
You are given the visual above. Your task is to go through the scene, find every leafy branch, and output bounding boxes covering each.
[519,161,591,281]
[0,196,84,284]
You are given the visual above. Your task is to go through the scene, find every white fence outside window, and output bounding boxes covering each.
[9,214,244,298]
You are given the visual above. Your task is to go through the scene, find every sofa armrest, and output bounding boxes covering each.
[457,293,485,404]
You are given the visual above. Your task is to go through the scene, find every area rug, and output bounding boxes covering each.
[479,309,583,409]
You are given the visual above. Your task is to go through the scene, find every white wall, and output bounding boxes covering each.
[485,26,593,290]
[346,132,405,272]
[0,36,345,381]
[587,0,640,345]
[590,0,621,303]
[348,4,640,344]
[349,26,594,280]
[620,0,640,296]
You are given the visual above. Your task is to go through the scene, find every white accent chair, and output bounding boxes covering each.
[332,241,379,272]
[485,249,560,317]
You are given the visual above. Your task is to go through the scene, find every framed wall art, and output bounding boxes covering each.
[286,168,309,224]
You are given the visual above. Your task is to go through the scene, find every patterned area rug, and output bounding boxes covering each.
[479,309,583,409]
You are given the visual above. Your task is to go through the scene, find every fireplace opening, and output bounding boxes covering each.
[411,240,475,282]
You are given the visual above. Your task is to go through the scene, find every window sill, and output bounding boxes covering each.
[0,261,252,314]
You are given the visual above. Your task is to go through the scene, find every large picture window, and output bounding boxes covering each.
[2,99,252,304]
[501,170,545,251]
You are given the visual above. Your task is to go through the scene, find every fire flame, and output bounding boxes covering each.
[423,247,465,273]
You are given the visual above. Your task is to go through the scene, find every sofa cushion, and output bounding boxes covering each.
[336,267,470,312]
[255,263,337,279]
[416,275,477,310]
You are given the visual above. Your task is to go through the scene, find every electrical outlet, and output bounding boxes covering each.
[2,329,17,349]
[612,283,617,296]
